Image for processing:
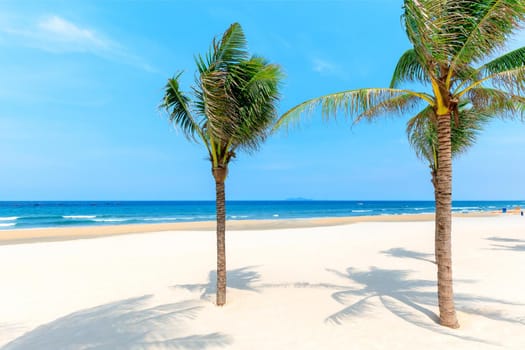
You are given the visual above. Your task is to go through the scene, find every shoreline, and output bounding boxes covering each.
[0,211,501,245]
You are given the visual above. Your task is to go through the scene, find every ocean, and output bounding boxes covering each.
[0,200,523,230]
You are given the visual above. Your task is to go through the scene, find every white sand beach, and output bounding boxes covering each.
[0,215,524,349]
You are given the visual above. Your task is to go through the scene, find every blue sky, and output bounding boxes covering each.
[0,0,524,201]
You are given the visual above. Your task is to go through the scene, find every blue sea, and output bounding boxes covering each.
[0,200,523,230]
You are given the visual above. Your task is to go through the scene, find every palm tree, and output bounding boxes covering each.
[276,0,525,328]
[161,23,282,306]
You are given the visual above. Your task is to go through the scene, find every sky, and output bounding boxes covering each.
[0,0,524,201]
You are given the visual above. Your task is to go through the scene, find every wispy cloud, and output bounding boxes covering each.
[312,58,339,74]
[37,15,110,52]
[311,57,352,80]
[0,14,154,72]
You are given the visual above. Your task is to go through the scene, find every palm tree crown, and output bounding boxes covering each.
[162,22,282,172]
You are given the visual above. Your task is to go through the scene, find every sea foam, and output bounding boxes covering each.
[93,218,128,222]
[63,215,96,219]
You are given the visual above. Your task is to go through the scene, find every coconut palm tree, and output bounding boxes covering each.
[276,0,525,327]
[161,23,282,306]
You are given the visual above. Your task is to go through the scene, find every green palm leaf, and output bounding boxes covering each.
[231,58,282,152]
[407,102,490,171]
[407,106,438,167]
[275,88,432,130]
[480,46,525,76]
[447,0,525,81]
[390,49,430,88]
[160,72,205,143]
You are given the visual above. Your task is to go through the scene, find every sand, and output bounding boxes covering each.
[0,214,524,349]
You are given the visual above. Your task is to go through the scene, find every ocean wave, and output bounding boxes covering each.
[352,210,372,213]
[92,218,128,222]
[455,209,482,213]
[176,215,215,221]
[0,223,15,227]
[0,216,18,221]
[142,217,178,221]
[230,215,249,219]
[273,214,279,217]
[63,215,96,219]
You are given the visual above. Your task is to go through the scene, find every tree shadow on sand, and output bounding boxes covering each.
[381,247,436,264]
[486,236,525,252]
[175,266,261,299]
[325,266,524,345]
[2,295,232,350]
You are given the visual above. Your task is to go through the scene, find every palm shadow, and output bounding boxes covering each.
[2,295,232,350]
[325,266,524,344]
[326,267,439,325]
[486,236,525,252]
[381,247,436,264]
[175,266,261,300]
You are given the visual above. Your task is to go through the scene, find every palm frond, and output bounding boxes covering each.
[452,46,525,95]
[481,46,525,75]
[466,87,525,120]
[359,93,424,121]
[403,0,459,69]
[160,72,204,143]
[226,57,282,153]
[199,68,238,142]
[467,87,517,113]
[448,0,525,70]
[390,49,430,88]
[450,105,490,157]
[407,102,489,170]
[197,22,249,74]
[484,66,525,95]
[275,88,433,130]
[214,22,249,67]
[407,106,438,167]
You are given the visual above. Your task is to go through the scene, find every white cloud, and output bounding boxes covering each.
[312,58,338,74]
[37,15,109,51]
[0,14,154,72]
[311,57,351,79]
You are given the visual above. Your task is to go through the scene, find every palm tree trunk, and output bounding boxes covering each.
[435,113,459,328]
[431,171,438,264]
[213,167,227,306]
